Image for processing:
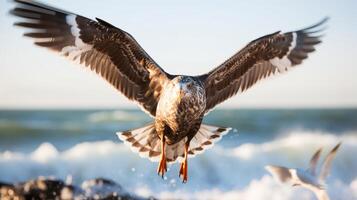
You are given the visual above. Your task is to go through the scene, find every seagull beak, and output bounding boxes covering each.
[180,89,185,96]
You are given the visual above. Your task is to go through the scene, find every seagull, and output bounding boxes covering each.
[10,0,327,183]
[265,143,341,200]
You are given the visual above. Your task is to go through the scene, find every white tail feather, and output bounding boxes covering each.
[188,124,231,157]
[117,123,231,164]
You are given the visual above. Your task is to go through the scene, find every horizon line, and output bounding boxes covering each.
[1,106,356,111]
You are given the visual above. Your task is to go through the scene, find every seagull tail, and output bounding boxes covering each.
[117,122,163,162]
[117,123,231,164]
[187,124,231,158]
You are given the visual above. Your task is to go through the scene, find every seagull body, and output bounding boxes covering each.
[156,76,206,145]
[289,168,324,189]
[11,0,327,182]
[265,143,341,200]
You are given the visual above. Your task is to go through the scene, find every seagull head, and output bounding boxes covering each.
[174,76,196,95]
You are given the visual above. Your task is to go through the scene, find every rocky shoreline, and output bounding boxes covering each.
[0,177,156,200]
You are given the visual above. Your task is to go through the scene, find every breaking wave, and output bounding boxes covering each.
[1,130,357,199]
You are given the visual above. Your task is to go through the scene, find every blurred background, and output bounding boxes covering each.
[0,0,356,199]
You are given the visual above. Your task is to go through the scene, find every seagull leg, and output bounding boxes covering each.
[179,143,189,183]
[157,136,167,178]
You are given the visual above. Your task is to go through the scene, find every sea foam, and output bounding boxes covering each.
[0,130,356,200]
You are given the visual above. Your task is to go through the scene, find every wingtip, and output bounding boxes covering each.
[300,17,330,32]
[264,165,293,183]
[264,165,275,173]
[311,147,323,159]
[321,16,330,23]
[8,9,16,17]
[314,17,330,28]
[331,142,342,153]
[319,16,330,24]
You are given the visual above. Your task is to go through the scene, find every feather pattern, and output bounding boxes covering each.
[199,18,328,113]
[10,0,173,117]
[117,124,230,163]
[309,147,322,176]
[319,142,341,181]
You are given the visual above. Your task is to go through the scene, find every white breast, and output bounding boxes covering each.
[156,82,181,118]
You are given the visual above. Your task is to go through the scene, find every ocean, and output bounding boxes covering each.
[0,109,356,199]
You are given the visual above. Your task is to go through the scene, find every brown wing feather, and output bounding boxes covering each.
[199,18,328,113]
[265,165,292,183]
[11,0,172,116]
[309,147,323,176]
[319,142,341,180]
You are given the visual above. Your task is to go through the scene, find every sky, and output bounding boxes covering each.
[0,0,357,109]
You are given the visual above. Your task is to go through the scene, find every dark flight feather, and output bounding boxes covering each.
[11,0,173,117]
[199,18,328,113]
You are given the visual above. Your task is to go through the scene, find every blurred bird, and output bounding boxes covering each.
[10,0,327,182]
[265,142,341,200]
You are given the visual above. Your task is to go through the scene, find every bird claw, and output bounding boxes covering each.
[157,155,167,178]
[179,143,189,183]
[179,158,188,183]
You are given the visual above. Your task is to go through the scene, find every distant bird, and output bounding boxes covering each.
[10,0,327,182]
[265,143,341,200]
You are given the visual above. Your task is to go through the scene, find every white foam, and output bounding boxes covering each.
[143,176,357,200]
[350,179,357,197]
[31,142,59,163]
[0,130,356,199]
[232,131,346,160]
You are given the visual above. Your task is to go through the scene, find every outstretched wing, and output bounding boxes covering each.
[199,18,328,113]
[265,165,292,183]
[11,0,173,117]
[319,142,341,181]
[308,147,323,176]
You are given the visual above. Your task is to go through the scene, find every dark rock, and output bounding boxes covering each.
[60,184,85,200]
[17,178,66,199]
[0,177,156,200]
[0,181,24,200]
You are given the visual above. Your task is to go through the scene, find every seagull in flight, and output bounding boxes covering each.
[10,0,327,182]
[265,143,341,200]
